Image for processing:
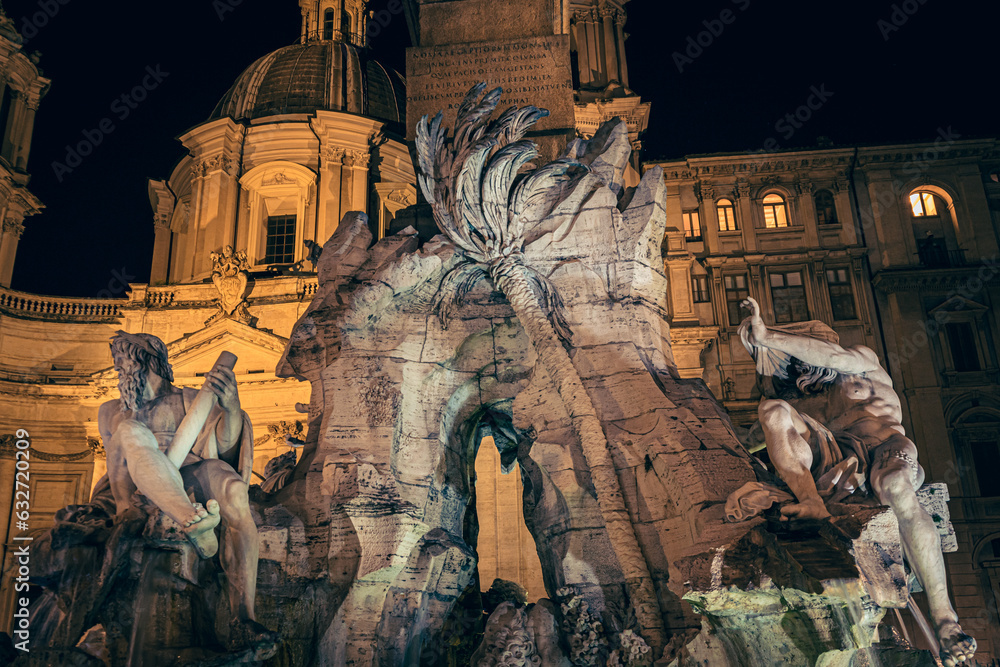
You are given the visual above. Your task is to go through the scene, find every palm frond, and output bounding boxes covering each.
[527,269,572,343]
[415,83,586,274]
[431,262,489,329]
[481,141,538,252]
[508,158,585,241]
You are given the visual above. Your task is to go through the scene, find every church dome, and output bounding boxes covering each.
[211,42,405,125]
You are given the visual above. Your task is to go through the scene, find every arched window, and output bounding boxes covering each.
[323,9,335,40]
[762,193,789,228]
[342,10,352,39]
[814,190,837,225]
[909,188,961,267]
[717,198,738,231]
[910,191,939,217]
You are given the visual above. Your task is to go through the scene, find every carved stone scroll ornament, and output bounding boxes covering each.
[207,245,255,326]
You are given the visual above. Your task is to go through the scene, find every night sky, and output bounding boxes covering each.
[5,0,998,297]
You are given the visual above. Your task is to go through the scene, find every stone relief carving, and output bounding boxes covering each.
[194,154,235,177]
[207,245,255,326]
[3,213,24,238]
[261,171,296,187]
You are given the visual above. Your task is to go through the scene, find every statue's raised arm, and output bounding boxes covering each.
[738,297,880,388]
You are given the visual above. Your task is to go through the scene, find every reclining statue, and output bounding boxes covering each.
[728,298,976,666]
[98,330,271,648]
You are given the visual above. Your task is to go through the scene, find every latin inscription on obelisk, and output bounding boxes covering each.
[406,34,573,138]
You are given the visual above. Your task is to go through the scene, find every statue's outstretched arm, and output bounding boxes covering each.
[742,298,879,375]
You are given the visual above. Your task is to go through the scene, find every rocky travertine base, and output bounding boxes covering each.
[669,506,935,667]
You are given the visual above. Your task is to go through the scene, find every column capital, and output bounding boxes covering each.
[3,213,24,239]
[193,154,235,178]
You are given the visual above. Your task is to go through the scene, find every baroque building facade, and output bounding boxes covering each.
[648,138,1000,657]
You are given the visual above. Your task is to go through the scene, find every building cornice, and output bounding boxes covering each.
[872,266,1000,293]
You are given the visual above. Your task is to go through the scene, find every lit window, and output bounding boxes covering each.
[692,275,710,303]
[770,270,809,323]
[717,199,738,231]
[946,322,981,372]
[910,191,938,217]
[265,215,296,264]
[762,193,789,228]
[815,190,837,225]
[683,210,702,241]
[724,274,749,326]
[826,268,856,320]
[323,9,335,40]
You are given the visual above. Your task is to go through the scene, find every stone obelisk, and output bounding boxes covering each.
[404,0,576,159]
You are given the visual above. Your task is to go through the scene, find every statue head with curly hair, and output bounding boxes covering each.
[109,331,173,412]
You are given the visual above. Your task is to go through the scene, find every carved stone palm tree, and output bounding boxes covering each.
[416,84,666,650]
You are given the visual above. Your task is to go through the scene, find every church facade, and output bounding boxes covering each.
[1,0,999,659]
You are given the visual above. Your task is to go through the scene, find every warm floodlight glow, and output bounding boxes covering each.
[763,193,789,228]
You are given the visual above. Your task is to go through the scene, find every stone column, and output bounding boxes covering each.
[700,183,720,250]
[600,8,619,84]
[572,14,592,87]
[190,154,239,279]
[320,145,346,242]
[664,229,698,324]
[797,179,820,246]
[614,10,629,88]
[14,97,39,172]
[1,90,23,161]
[585,10,601,86]
[833,176,856,243]
[150,215,171,285]
[735,181,759,253]
[865,172,909,268]
[340,149,370,223]
[0,213,25,287]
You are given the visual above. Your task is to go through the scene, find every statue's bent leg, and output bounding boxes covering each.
[110,419,220,557]
[871,435,976,665]
[183,459,259,622]
[758,399,830,520]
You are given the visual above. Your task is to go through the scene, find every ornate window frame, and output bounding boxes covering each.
[240,162,317,269]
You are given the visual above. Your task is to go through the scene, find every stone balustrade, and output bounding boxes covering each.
[0,286,124,322]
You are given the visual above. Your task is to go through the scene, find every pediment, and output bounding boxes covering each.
[167,320,289,377]
[928,295,989,316]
